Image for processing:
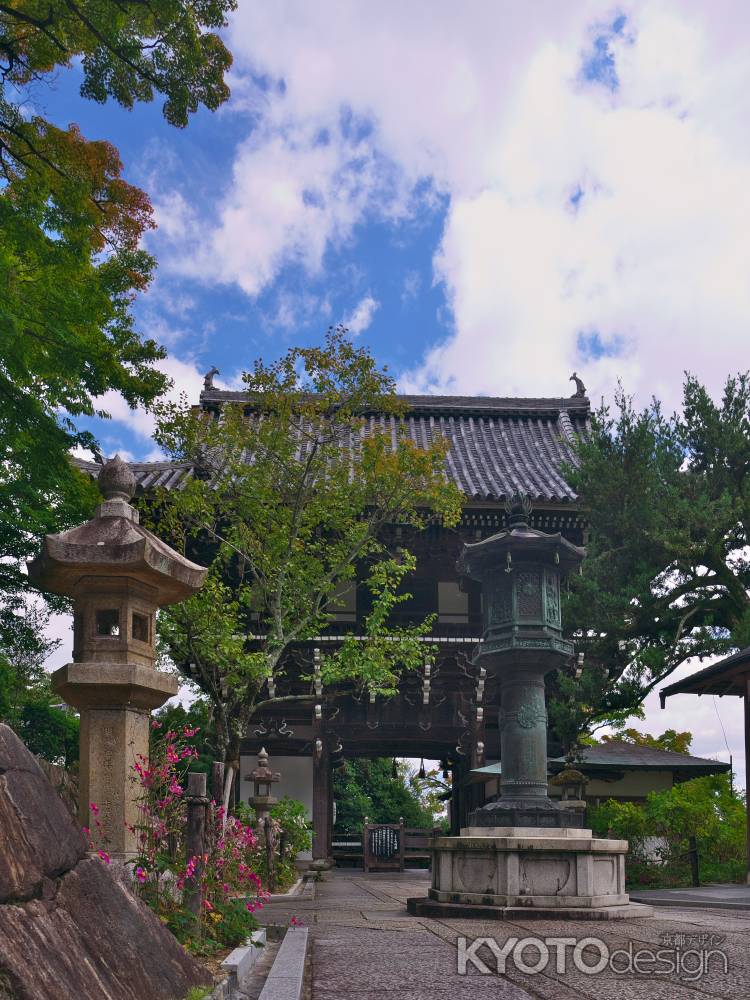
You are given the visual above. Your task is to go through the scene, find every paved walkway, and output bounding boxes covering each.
[259,869,750,999]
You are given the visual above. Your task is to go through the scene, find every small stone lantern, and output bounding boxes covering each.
[550,767,588,806]
[246,747,280,822]
[28,456,207,858]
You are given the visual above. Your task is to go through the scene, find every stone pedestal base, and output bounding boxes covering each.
[406,827,652,920]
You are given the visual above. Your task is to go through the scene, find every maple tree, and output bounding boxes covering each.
[0,1,236,650]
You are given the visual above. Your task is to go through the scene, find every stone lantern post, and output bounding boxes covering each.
[457,495,585,829]
[28,456,207,859]
[246,747,280,822]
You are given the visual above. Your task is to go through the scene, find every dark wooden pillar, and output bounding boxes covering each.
[745,678,750,885]
[450,757,473,834]
[312,743,332,863]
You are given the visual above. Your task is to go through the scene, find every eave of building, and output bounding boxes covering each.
[660,647,750,703]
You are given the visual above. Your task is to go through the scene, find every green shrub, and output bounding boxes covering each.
[589,774,746,888]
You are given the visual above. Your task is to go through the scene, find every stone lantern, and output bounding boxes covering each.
[246,747,280,822]
[407,496,651,919]
[457,494,585,829]
[28,456,207,858]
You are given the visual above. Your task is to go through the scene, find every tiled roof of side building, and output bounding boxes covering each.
[75,393,590,504]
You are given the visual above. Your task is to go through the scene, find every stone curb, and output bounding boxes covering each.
[268,876,304,900]
[407,897,653,920]
[258,927,308,1000]
[209,928,267,1000]
[630,894,750,911]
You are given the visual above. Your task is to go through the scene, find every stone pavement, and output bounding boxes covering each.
[257,869,750,999]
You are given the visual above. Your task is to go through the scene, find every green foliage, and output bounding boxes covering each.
[1,1,235,652]
[152,697,216,774]
[16,702,79,767]
[333,758,436,833]
[148,330,463,769]
[270,797,313,858]
[0,607,79,766]
[236,796,312,891]
[553,372,750,744]
[320,553,436,695]
[589,773,746,887]
[182,988,213,1000]
[0,2,235,127]
[600,727,693,753]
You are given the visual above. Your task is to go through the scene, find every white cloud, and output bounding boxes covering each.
[402,270,421,304]
[171,119,409,297]
[94,353,213,447]
[343,294,380,335]
[166,0,750,411]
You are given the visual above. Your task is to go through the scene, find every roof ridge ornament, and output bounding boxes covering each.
[203,365,220,391]
[569,371,587,398]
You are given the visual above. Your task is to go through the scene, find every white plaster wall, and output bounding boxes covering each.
[239,753,313,860]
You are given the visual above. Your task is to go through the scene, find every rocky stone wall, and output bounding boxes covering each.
[0,723,211,1000]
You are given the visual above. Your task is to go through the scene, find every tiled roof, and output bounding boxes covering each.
[75,459,194,492]
[551,742,730,772]
[77,393,589,504]
[472,742,730,777]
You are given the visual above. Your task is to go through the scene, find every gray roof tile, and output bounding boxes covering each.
[75,394,588,504]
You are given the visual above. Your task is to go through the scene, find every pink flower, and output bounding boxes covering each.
[290,916,303,926]
[203,899,214,911]
[151,720,162,730]
[89,802,99,816]
[97,851,111,865]
[135,867,148,883]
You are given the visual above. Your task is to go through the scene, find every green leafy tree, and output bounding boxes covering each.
[552,372,750,746]
[0,604,79,765]
[333,758,436,833]
[590,773,745,886]
[600,727,693,754]
[1,1,236,651]
[148,330,463,803]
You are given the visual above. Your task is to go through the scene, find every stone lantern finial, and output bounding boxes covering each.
[98,454,137,502]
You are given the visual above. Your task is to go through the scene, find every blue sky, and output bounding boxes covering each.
[29,1,750,779]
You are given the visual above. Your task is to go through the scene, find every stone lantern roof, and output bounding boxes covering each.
[249,747,281,786]
[28,455,206,605]
[457,496,585,581]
